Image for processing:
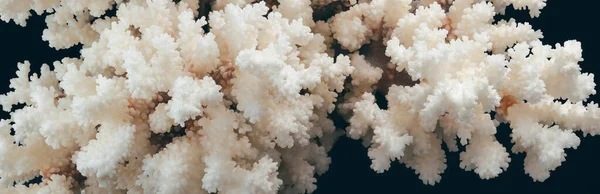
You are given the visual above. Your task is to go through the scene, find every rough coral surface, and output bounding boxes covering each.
[0,0,598,193]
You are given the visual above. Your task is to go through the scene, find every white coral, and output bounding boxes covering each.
[0,0,598,193]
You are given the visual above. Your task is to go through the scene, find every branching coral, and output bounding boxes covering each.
[0,0,597,193]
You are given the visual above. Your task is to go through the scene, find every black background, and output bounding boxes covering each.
[1,1,598,193]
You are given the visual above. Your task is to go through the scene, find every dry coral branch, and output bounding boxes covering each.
[0,0,598,193]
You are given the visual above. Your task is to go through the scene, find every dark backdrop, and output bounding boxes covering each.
[0,1,598,193]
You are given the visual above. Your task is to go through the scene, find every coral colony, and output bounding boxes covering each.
[0,0,598,193]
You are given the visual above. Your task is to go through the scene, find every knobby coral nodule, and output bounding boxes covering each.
[0,0,597,193]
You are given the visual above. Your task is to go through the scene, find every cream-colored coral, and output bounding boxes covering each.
[0,0,597,193]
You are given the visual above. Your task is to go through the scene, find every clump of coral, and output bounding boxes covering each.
[0,0,597,193]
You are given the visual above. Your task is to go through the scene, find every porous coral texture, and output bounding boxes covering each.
[0,0,597,193]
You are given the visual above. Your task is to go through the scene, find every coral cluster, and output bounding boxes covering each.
[0,0,598,193]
